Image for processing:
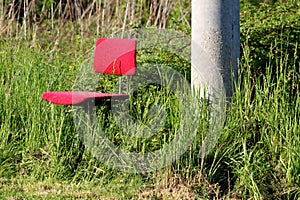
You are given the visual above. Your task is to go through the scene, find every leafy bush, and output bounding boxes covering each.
[240,1,299,75]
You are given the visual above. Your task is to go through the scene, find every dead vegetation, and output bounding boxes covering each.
[0,0,181,39]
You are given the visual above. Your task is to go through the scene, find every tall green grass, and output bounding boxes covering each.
[0,0,299,199]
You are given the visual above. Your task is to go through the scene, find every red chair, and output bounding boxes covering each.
[42,38,136,106]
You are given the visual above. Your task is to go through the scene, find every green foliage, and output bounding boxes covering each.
[240,1,299,77]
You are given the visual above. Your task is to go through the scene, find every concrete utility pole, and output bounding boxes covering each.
[191,0,240,99]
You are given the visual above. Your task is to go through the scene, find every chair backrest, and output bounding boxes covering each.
[94,38,136,76]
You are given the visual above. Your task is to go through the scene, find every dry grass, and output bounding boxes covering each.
[136,170,222,199]
[0,0,178,39]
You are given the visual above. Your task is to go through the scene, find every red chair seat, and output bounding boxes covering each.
[42,91,128,106]
[42,38,136,106]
